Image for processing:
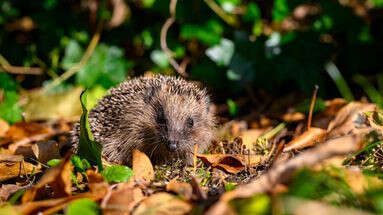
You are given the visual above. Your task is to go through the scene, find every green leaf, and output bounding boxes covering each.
[75,44,131,89]
[150,50,169,68]
[227,99,238,116]
[65,198,100,215]
[71,155,91,172]
[205,38,235,66]
[61,40,83,70]
[225,182,236,191]
[243,3,261,22]
[47,159,62,167]
[230,194,270,215]
[181,20,223,46]
[272,0,290,22]
[0,91,23,124]
[77,90,103,171]
[0,72,17,91]
[101,165,134,183]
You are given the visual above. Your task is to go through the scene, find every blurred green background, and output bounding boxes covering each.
[1,0,383,123]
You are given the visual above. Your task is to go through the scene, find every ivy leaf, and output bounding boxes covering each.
[181,20,223,46]
[206,38,235,66]
[101,165,134,183]
[65,198,100,215]
[71,155,91,172]
[61,40,83,70]
[0,91,23,124]
[77,90,103,171]
[75,44,131,89]
[47,159,62,167]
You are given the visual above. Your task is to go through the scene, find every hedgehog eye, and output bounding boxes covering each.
[186,117,194,128]
[156,111,166,125]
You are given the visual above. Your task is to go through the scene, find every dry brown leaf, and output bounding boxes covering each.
[0,160,40,182]
[197,154,264,174]
[0,119,9,137]
[107,0,130,28]
[86,170,109,195]
[0,153,23,162]
[132,192,192,215]
[323,98,347,116]
[132,149,154,183]
[240,129,266,150]
[281,112,306,122]
[103,183,144,215]
[0,122,52,146]
[284,127,327,152]
[17,192,102,215]
[343,168,383,194]
[327,102,376,138]
[166,179,193,201]
[22,154,73,203]
[206,135,361,215]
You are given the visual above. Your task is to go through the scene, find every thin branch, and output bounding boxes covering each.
[307,85,319,130]
[203,0,239,27]
[0,54,42,75]
[160,0,188,77]
[42,22,103,93]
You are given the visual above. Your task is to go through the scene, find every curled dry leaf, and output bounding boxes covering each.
[283,127,327,152]
[22,154,73,203]
[0,122,52,146]
[86,170,109,195]
[107,0,130,28]
[103,183,144,215]
[132,192,192,215]
[197,154,265,174]
[132,149,154,183]
[166,179,193,201]
[0,157,40,182]
[206,135,361,215]
[327,102,376,138]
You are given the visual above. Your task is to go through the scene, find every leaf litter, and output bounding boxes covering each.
[1,90,383,214]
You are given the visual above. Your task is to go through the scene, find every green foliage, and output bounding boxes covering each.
[0,73,22,124]
[71,155,91,173]
[181,20,224,45]
[230,194,271,215]
[77,90,103,171]
[101,165,134,183]
[65,198,100,215]
[47,159,61,167]
[288,168,356,202]
[227,99,239,116]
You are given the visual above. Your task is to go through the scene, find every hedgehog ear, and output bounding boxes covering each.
[144,86,157,104]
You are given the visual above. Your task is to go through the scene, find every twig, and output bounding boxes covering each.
[206,135,361,215]
[307,85,319,130]
[160,0,188,77]
[42,22,103,93]
[0,54,42,75]
[203,0,239,27]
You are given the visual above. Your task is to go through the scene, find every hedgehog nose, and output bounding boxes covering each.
[168,141,178,151]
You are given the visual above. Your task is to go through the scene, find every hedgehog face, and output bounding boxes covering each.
[144,87,214,162]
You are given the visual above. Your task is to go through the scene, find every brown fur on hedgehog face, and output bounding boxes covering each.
[136,86,214,164]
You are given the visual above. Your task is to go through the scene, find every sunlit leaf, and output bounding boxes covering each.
[65,198,100,215]
[101,165,134,183]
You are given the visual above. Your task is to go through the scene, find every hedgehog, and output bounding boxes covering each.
[71,75,215,165]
